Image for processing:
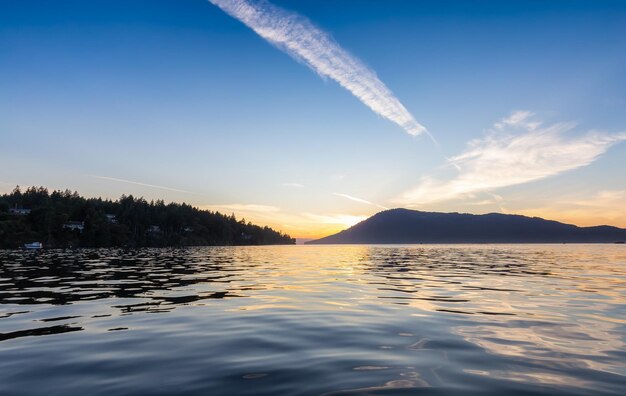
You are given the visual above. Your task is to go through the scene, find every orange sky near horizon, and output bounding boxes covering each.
[2,182,624,240]
[209,206,626,240]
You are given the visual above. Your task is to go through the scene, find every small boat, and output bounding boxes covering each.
[24,242,43,250]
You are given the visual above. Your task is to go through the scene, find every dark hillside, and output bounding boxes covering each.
[0,186,294,248]
[308,208,626,244]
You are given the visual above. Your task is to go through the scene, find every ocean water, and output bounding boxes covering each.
[0,245,625,395]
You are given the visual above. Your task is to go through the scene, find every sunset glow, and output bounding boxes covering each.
[1,0,624,238]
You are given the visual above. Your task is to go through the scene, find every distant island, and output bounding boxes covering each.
[307,208,626,244]
[0,186,294,249]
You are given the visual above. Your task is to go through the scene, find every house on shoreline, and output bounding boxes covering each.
[63,221,85,232]
[147,225,161,234]
[9,207,31,215]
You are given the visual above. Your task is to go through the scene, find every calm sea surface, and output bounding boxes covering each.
[1,245,625,395]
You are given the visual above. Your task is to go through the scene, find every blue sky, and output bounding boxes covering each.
[1,0,625,237]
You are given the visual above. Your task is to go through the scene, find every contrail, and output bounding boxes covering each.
[92,176,194,194]
[333,192,389,210]
[208,0,428,137]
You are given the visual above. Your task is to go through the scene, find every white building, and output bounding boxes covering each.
[64,221,85,232]
[147,225,161,234]
[9,208,31,215]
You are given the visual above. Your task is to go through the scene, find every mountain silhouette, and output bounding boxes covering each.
[307,208,626,244]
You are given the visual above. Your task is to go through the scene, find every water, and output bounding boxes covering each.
[1,245,625,395]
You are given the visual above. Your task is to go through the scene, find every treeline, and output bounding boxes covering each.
[0,186,295,248]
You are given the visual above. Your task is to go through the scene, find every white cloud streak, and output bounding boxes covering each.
[203,203,281,213]
[565,190,626,208]
[302,212,367,227]
[282,182,305,188]
[493,110,542,131]
[518,190,626,227]
[208,0,427,137]
[395,111,626,205]
[93,176,194,194]
[333,192,389,210]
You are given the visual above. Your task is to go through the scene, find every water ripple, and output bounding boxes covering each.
[0,244,625,395]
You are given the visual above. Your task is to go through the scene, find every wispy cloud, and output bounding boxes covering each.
[208,0,427,137]
[493,110,542,131]
[302,212,367,228]
[395,112,626,205]
[517,190,626,227]
[196,204,369,237]
[565,190,626,208]
[333,192,389,210]
[204,203,281,213]
[282,182,305,188]
[92,176,194,194]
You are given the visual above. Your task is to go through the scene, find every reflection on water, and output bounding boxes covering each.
[1,245,625,395]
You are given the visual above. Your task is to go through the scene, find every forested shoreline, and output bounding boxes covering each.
[0,187,294,248]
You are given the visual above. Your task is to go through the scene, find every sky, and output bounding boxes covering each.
[1,0,625,238]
